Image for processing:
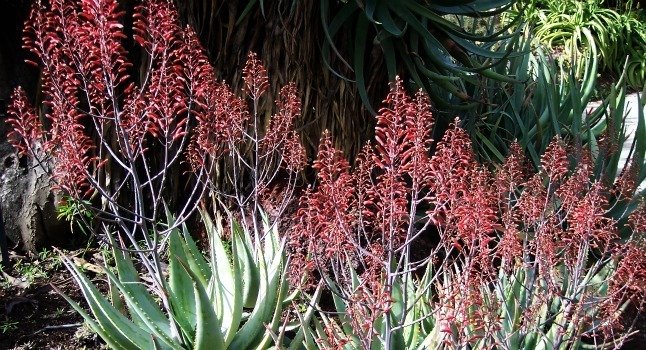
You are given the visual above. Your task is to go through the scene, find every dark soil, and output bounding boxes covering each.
[0,250,105,350]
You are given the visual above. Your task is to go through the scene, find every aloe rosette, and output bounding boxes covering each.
[55,211,297,349]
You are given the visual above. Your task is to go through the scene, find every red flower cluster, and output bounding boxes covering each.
[289,76,435,312]
[290,77,645,345]
[6,88,43,157]
[242,52,269,101]
[10,0,307,203]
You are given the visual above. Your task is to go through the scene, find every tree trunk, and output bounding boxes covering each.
[0,147,68,253]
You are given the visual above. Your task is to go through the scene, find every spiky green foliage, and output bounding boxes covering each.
[303,264,438,350]
[55,211,295,349]
[466,29,645,210]
[506,0,646,88]
[320,0,522,112]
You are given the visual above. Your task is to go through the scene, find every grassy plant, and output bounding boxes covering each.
[57,196,94,237]
[464,27,645,219]
[0,320,19,334]
[12,258,48,284]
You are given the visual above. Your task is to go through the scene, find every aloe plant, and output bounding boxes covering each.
[505,0,645,88]
[54,211,297,349]
[319,0,522,112]
[466,27,645,202]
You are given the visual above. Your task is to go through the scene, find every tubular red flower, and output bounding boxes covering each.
[264,83,302,151]
[628,199,646,233]
[289,131,356,282]
[614,160,639,199]
[565,182,616,252]
[6,87,44,157]
[77,0,130,105]
[495,141,526,199]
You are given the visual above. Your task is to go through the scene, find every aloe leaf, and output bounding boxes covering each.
[364,0,378,21]
[354,14,375,115]
[53,284,133,350]
[311,316,331,348]
[288,283,324,350]
[222,222,246,346]
[168,231,197,339]
[320,0,356,75]
[109,236,169,331]
[106,258,126,317]
[327,277,353,336]
[181,223,211,284]
[176,259,226,350]
[429,1,513,15]
[102,268,181,349]
[235,0,258,25]
[202,211,236,337]
[379,37,398,82]
[230,236,283,349]
[377,3,405,36]
[257,264,291,349]
[261,210,280,262]
[633,88,646,180]
[233,219,260,308]
[60,256,153,349]
[476,130,506,163]
[293,313,319,350]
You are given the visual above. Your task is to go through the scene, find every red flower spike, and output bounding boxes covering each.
[614,160,639,199]
[628,199,646,233]
[566,182,616,253]
[264,83,302,152]
[516,173,548,225]
[453,166,498,244]
[370,78,435,246]
[242,52,269,100]
[76,0,130,107]
[401,89,434,185]
[428,118,476,227]
[495,141,526,199]
[541,137,569,182]
[354,144,377,230]
[289,131,356,278]
[283,131,307,172]
[6,87,44,157]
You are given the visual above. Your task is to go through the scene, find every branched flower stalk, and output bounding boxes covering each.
[6,0,305,346]
[291,78,646,349]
